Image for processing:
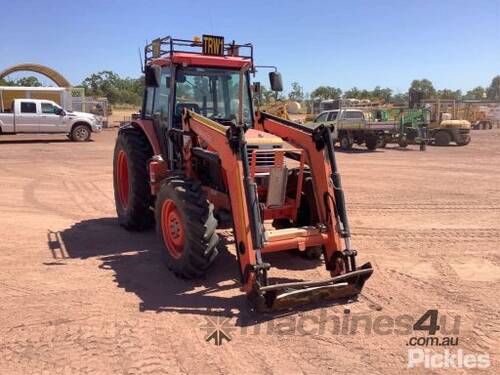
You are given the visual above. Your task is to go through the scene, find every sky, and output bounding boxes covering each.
[0,0,499,95]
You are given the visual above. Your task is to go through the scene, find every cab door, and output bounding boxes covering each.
[15,101,39,132]
[39,102,65,133]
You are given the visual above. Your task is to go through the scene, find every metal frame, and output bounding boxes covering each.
[144,36,254,70]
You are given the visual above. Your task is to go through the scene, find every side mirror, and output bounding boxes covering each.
[269,72,283,92]
[56,108,65,116]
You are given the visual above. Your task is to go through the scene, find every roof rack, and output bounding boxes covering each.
[144,36,253,67]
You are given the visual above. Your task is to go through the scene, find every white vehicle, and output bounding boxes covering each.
[0,99,102,141]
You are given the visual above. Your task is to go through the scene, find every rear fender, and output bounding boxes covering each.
[120,119,161,155]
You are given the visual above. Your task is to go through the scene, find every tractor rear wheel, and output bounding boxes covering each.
[155,176,219,278]
[434,131,451,146]
[113,127,154,230]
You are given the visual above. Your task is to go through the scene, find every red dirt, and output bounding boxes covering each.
[0,129,499,374]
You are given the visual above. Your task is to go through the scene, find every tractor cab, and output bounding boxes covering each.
[141,36,282,128]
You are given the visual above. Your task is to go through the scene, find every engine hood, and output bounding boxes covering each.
[66,111,96,120]
[245,128,283,146]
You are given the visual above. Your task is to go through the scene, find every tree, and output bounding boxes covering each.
[14,76,43,87]
[0,76,42,87]
[392,93,409,105]
[371,86,393,102]
[258,85,275,105]
[81,71,143,105]
[311,86,342,100]
[464,86,486,100]
[410,79,436,99]
[288,81,304,101]
[486,75,500,101]
[437,89,462,100]
[344,87,360,99]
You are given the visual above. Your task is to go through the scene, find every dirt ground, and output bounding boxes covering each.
[0,129,499,374]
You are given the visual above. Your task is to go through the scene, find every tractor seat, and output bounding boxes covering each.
[173,103,200,128]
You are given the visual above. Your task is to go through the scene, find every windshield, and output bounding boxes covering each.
[174,67,252,126]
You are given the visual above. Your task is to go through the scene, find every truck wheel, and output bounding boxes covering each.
[71,124,91,142]
[155,176,219,278]
[339,135,353,150]
[398,136,408,148]
[457,135,471,146]
[376,137,387,148]
[113,127,154,230]
[365,135,378,151]
[434,131,451,146]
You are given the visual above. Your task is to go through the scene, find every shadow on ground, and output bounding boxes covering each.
[49,217,340,325]
[0,138,74,145]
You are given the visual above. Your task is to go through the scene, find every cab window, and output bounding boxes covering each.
[328,111,339,121]
[41,103,57,114]
[315,112,328,122]
[20,102,37,114]
[345,111,364,119]
[144,87,155,117]
[153,67,171,122]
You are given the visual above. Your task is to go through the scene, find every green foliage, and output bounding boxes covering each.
[410,79,436,99]
[487,75,500,101]
[310,86,342,100]
[464,86,486,100]
[0,76,43,87]
[436,89,462,100]
[343,86,392,102]
[392,93,409,105]
[288,81,304,101]
[81,71,143,105]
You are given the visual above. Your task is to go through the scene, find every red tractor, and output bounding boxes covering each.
[113,35,373,311]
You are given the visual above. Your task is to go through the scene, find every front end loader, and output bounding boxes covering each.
[113,35,373,311]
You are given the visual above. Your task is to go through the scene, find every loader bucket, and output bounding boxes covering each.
[251,263,373,312]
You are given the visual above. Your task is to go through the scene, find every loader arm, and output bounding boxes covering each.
[182,110,262,293]
[183,110,373,311]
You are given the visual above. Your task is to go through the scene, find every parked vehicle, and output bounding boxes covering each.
[0,99,102,141]
[313,108,398,150]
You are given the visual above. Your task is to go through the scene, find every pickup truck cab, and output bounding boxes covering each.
[314,109,398,150]
[0,99,102,141]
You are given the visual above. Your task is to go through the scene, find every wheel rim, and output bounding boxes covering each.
[116,150,129,208]
[161,199,185,259]
[75,127,89,140]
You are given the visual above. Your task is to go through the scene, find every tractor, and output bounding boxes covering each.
[113,35,373,311]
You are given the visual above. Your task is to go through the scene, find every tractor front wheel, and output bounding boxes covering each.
[113,128,154,230]
[155,176,219,278]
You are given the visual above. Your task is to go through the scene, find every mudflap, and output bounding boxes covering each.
[249,262,374,312]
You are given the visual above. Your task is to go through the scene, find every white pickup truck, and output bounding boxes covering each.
[0,99,102,141]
